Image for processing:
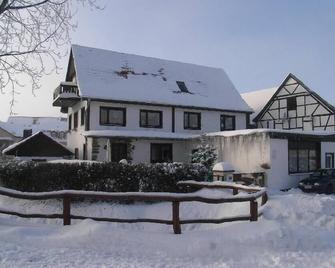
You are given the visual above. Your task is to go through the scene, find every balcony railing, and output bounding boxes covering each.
[53,82,79,100]
[53,82,80,112]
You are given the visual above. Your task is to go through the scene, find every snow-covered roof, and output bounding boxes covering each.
[0,116,67,137]
[206,129,335,138]
[71,45,252,113]
[83,130,200,140]
[241,88,277,121]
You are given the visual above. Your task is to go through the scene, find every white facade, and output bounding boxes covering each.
[201,130,335,190]
[66,100,248,162]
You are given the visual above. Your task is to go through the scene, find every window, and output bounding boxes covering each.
[110,143,128,162]
[68,114,72,131]
[151,143,173,163]
[140,110,162,128]
[325,153,334,169]
[23,129,32,138]
[287,97,297,111]
[80,107,85,126]
[184,112,201,130]
[176,81,189,93]
[288,140,320,173]
[83,144,87,160]
[220,115,236,131]
[100,107,126,126]
[73,112,78,129]
[74,148,79,160]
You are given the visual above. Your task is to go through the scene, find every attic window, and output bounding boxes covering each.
[176,81,189,93]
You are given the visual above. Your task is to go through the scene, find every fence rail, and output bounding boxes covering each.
[0,181,267,234]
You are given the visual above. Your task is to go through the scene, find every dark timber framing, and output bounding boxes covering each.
[253,73,335,131]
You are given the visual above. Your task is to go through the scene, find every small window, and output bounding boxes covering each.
[23,129,32,138]
[100,107,126,126]
[80,107,85,126]
[184,112,201,130]
[220,115,236,131]
[151,143,173,163]
[73,112,78,129]
[74,148,79,159]
[176,81,189,93]
[83,144,87,160]
[68,114,72,130]
[325,153,334,169]
[32,118,38,125]
[287,97,297,111]
[140,110,162,128]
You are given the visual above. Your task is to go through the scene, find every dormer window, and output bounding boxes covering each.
[176,81,189,93]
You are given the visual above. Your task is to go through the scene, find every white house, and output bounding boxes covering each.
[242,73,335,131]
[0,116,68,145]
[53,45,252,162]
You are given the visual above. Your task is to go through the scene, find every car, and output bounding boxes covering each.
[298,169,335,194]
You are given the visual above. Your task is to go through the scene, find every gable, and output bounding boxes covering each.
[254,74,335,123]
[69,45,252,113]
[3,132,72,157]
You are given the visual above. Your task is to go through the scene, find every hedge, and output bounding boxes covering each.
[0,161,208,193]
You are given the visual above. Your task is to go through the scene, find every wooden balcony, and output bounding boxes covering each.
[53,82,80,113]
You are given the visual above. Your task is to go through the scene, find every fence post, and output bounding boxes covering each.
[233,188,238,195]
[250,200,258,221]
[172,201,181,234]
[63,196,71,226]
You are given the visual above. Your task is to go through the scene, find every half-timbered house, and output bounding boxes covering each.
[242,73,335,131]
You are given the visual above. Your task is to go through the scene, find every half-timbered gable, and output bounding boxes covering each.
[244,73,335,131]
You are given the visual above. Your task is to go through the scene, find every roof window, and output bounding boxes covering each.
[176,81,189,93]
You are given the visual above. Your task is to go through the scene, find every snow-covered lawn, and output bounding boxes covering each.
[0,189,335,267]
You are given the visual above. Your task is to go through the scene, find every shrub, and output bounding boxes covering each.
[0,161,208,193]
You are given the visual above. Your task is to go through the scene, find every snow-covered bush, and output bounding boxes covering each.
[0,162,207,193]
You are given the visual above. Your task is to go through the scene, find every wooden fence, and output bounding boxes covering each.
[0,181,267,234]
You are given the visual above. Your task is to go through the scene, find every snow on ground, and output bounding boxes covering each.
[0,188,335,267]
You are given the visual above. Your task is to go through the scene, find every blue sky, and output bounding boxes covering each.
[1,0,334,120]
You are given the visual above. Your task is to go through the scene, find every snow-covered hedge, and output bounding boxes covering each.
[0,162,208,193]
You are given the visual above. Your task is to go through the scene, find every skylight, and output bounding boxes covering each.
[176,81,189,93]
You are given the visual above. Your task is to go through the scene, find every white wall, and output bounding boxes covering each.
[199,133,271,174]
[267,139,309,189]
[89,101,248,134]
[91,137,189,163]
[67,101,88,158]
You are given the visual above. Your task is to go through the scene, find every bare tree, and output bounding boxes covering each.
[0,0,102,113]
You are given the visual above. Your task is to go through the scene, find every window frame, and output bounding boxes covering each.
[99,106,126,126]
[288,140,320,174]
[150,143,173,163]
[220,115,236,131]
[110,142,128,162]
[287,96,297,111]
[184,112,201,130]
[325,153,334,169]
[68,114,72,131]
[80,107,85,126]
[73,111,78,129]
[139,109,163,128]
